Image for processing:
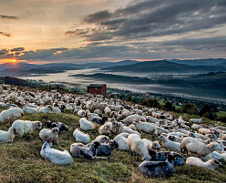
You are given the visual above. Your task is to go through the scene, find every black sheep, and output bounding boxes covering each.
[96,140,118,156]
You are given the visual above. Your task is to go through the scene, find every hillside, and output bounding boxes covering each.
[101,60,226,73]
[0,111,225,183]
[168,58,226,66]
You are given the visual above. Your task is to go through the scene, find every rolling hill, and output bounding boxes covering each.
[101,60,226,73]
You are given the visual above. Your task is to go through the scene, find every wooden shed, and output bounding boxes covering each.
[87,84,106,95]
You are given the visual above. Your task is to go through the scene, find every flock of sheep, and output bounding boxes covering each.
[0,84,226,178]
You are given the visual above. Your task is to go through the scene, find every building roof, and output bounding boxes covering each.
[88,84,106,88]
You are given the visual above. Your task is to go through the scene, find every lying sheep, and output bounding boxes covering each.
[70,141,100,159]
[126,134,151,160]
[79,118,95,131]
[121,114,142,125]
[96,140,118,156]
[167,135,183,143]
[114,132,130,151]
[40,141,73,165]
[0,107,24,123]
[191,124,202,130]
[118,122,140,136]
[158,135,181,153]
[91,115,108,125]
[94,135,110,144]
[11,120,42,137]
[0,127,16,143]
[167,152,185,166]
[148,150,170,161]
[142,138,161,151]
[73,129,90,144]
[138,160,174,178]
[186,157,222,170]
[38,105,53,113]
[180,137,222,157]
[189,118,203,123]
[198,128,211,135]
[77,110,86,117]
[39,127,62,150]
[45,121,68,132]
[99,122,112,136]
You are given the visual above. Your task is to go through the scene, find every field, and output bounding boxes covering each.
[0,110,226,183]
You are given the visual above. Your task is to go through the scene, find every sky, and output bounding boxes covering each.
[0,0,226,64]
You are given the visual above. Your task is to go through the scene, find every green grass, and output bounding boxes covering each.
[217,111,226,117]
[0,111,225,182]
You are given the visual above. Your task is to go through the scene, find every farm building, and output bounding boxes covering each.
[87,84,106,95]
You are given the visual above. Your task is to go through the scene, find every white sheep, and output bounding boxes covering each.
[189,118,203,123]
[121,114,142,124]
[73,128,90,144]
[118,122,140,136]
[23,105,39,114]
[99,122,112,136]
[0,107,24,123]
[77,110,86,117]
[191,124,202,130]
[133,121,155,134]
[79,118,95,131]
[180,137,222,157]
[95,135,110,144]
[0,127,16,143]
[40,141,73,165]
[39,127,61,150]
[142,138,161,151]
[126,134,151,160]
[38,106,53,113]
[178,116,187,124]
[11,120,42,137]
[158,135,181,153]
[186,157,222,170]
[114,132,130,151]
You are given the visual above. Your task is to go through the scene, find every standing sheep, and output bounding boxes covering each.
[39,127,62,150]
[126,134,151,160]
[11,120,42,137]
[180,137,222,157]
[0,108,24,124]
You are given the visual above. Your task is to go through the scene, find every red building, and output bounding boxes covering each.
[87,84,106,95]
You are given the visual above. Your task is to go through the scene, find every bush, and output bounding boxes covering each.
[216,116,226,123]
[181,103,197,115]
[141,98,159,108]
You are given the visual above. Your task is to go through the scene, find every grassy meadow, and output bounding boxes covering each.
[0,110,225,182]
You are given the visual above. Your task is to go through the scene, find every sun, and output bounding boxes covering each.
[12,59,17,63]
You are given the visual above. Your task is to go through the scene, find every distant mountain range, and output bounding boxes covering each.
[0,58,226,76]
[167,58,226,66]
[101,59,226,73]
[0,60,138,76]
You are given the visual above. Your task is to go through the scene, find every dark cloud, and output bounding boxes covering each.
[66,0,226,42]
[160,36,226,51]
[0,14,18,19]
[19,45,132,61]
[65,28,95,36]
[84,10,112,23]
[0,49,9,56]
[11,47,25,52]
[0,32,11,37]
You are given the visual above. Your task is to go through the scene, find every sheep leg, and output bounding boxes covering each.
[56,139,62,150]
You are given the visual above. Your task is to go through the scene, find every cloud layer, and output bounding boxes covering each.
[0,0,226,62]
